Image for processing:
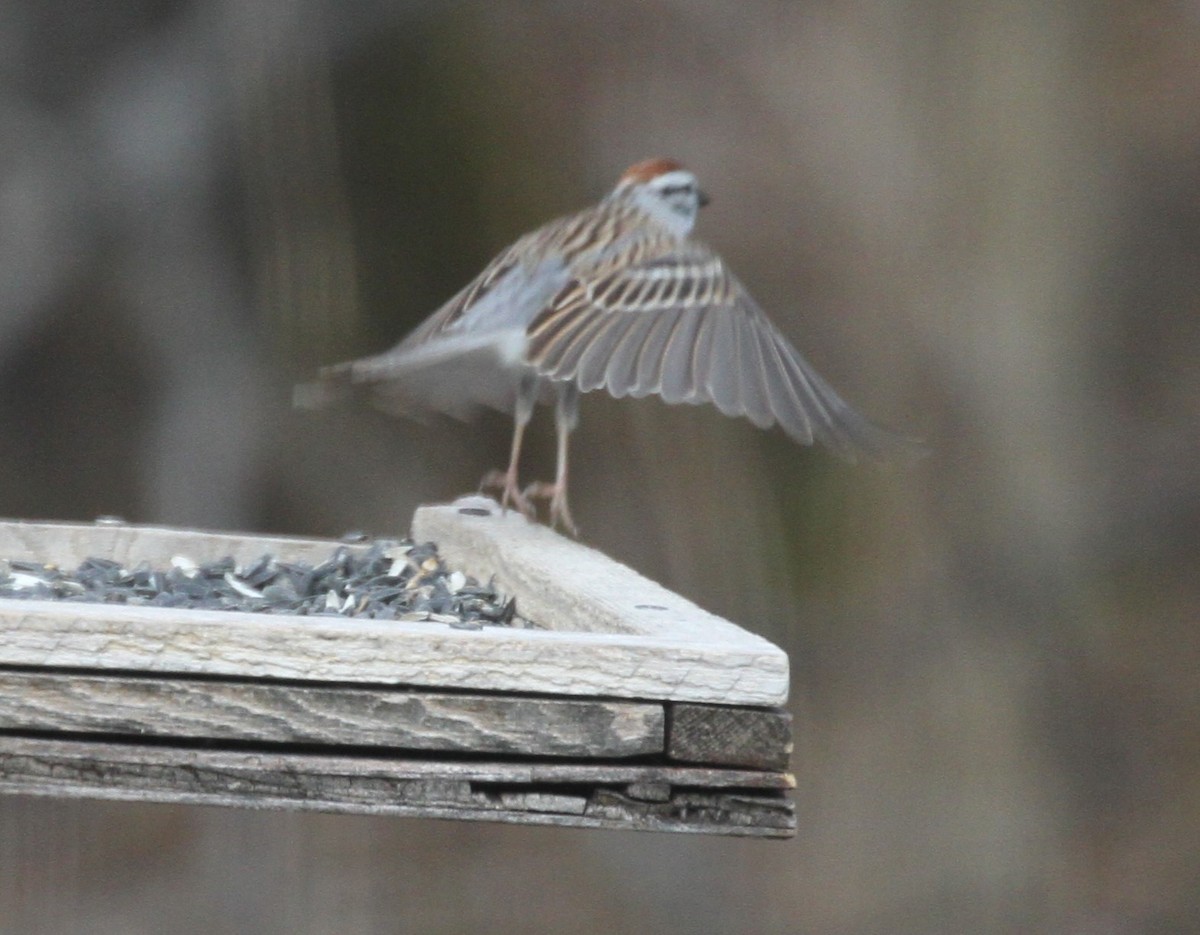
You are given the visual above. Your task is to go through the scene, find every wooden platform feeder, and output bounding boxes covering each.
[0,497,794,837]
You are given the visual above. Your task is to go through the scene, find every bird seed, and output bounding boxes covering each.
[0,540,522,629]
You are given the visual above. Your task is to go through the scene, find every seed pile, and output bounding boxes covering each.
[0,541,518,630]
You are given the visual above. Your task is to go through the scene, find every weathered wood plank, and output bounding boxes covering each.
[0,599,779,705]
[0,516,789,706]
[0,670,664,758]
[413,497,787,647]
[413,498,789,703]
[0,735,793,788]
[0,517,797,832]
[668,703,793,771]
[0,519,370,569]
[0,736,796,837]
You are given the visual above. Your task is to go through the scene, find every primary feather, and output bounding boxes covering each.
[296,159,922,531]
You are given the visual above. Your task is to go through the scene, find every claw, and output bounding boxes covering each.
[524,481,578,537]
[480,468,536,520]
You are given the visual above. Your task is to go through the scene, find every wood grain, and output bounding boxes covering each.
[667,703,793,771]
[413,497,788,647]
[0,736,796,837]
[0,513,789,705]
[0,670,664,758]
[0,516,797,836]
[0,519,376,569]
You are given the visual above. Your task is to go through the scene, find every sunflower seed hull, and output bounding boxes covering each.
[0,539,523,630]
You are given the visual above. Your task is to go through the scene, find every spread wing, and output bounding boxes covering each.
[525,239,923,463]
[393,228,546,349]
[302,227,564,418]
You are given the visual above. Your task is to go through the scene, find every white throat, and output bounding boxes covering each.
[618,170,701,238]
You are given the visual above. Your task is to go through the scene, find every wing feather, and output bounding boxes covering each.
[685,305,716,405]
[630,308,683,396]
[736,313,773,429]
[601,310,664,398]
[750,317,815,445]
[575,306,647,392]
[699,300,741,418]
[535,305,604,381]
[396,235,528,349]
[658,306,705,404]
[525,236,921,463]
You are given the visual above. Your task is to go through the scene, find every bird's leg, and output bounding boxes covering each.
[480,373,538,519]
[525,382,579,536]
[479,419,532,518]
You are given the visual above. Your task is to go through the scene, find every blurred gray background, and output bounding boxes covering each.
[2,1,1198,932]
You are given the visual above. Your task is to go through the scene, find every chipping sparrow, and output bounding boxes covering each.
[297,158,921,534]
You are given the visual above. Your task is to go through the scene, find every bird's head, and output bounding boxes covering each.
[610,158,709,237]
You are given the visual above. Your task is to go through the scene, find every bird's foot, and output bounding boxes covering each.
[479,469,535,521]
[523,481,579,537]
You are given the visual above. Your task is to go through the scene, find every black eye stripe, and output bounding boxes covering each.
[659,184,692,196]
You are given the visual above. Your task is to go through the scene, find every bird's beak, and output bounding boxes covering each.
[698,189,711,207]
